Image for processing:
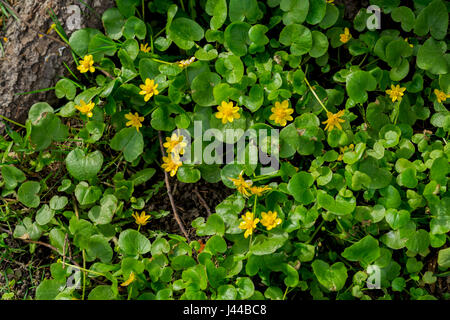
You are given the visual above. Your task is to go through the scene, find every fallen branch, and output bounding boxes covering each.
[158,131,190,242]
[194,186,212,217]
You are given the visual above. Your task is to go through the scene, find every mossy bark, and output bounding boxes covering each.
[0,0,113,130]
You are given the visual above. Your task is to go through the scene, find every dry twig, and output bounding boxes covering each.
[158,131,190,242]
[194,186,212,216]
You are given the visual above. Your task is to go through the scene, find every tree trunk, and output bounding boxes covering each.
[0,0,114,130]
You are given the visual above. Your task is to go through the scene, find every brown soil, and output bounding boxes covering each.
[147,174,233,240]
[0,237,52,300]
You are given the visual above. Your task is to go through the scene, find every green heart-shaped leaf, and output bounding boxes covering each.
[66,148,103,181]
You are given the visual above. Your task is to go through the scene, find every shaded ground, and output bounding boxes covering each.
[0,175,232,299]
[147,174,233,240]
[0,237,52,300]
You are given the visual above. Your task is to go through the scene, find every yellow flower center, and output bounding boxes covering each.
[132,211,151,226]
[163,133,187,155]
[260,211,282,231]
[161,154,182,177]
[269,100,294,126]
[322,110,345,132]
[386,84,406,102]
[215,101,240,124]
[75,100,95,118]
[77,55,95,73]
[125,112,145,132]
[239,212,260,238]
[434,89,449,104]
[139,78,159,102]
[250,185,271,196]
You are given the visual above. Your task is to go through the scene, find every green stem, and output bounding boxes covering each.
[179,0,185,11]
[0,115,26,128]
[304,77,328,113]
[154,27,166,39]
[152,58,173,65]
[53,27,70,46]
[60,261,105,277]
[100,153,123,174]
[306,220,325,244]
[358,53,368,67]
[252,172,281,182]
[283,287,290,300]
[82,250,86,300]
[247,195,258,253]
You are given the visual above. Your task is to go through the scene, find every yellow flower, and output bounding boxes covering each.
[77,55,95,73]
[434,89,450,104]
[326,0,335,4]
[337,144,354,161]
[75,100,95,118]
[260,211,282,231]
[161,154,182,177]
[215,101,240,124]
[139,78,159,102]
[404,38,413,48]
[322,110,345,132]
[178,57,196,68]
[250,185,272,197]
[140,43,151,53]
[269,100,294,126]
[132,211,151,226]
[229,173,253,197]
[239,212,260,238]
[340,28,352,44]
[121,272,136,287]
[2,37,7,42]
[125,112,144,132]
[386,84,406,102]
[163,133,187,155]
[46,23,56,34]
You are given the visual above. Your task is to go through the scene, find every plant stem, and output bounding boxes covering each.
[152,58,173,65]
[179,0,185,11]
[60,261,105,277]
[306,220,325,244]
[0,115,25,128]
[82,250,86,300]
[304,77,329,113]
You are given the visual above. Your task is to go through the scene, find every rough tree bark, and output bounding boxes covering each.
[0,0,114,130]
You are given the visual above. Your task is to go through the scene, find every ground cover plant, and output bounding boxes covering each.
[0,0,449,300]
